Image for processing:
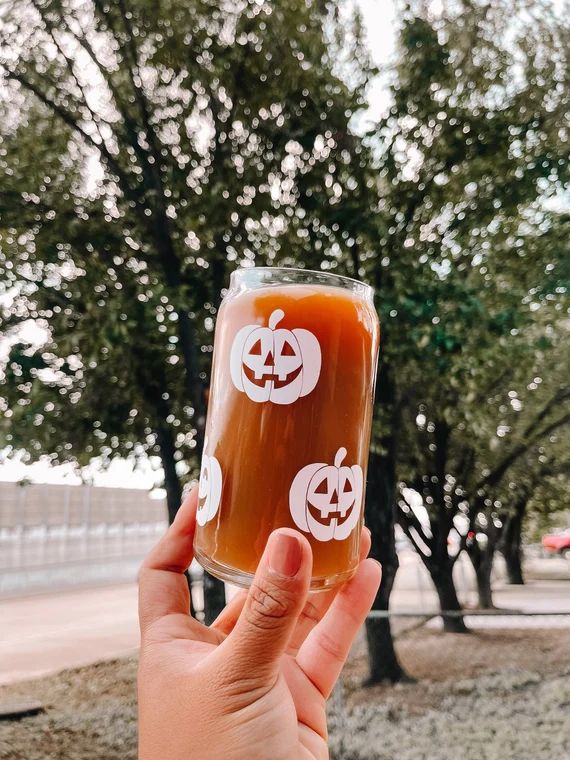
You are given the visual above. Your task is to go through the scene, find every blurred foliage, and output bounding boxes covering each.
[0,0,375,504]
[0,0,568,614]
[362,0,570,608]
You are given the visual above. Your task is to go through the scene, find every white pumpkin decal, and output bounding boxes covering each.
[289,448,363,542]
[229,309,321,404]
[196,437,222,527]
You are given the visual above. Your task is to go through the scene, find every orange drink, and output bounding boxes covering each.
[194,267,379,589]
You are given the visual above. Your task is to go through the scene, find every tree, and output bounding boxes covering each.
[364,373,409,682]
[0,0,376,622]
[456,301,570,605]
[464,372,569,605]
[499,428,570,584]
[396,235,568,615]
[522,467,570,546]
[364,0,569,632]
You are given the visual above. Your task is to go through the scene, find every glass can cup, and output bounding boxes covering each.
[193,267,380,590]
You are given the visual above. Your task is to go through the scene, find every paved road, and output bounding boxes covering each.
[1,565,568,686]
[0,584,139,686]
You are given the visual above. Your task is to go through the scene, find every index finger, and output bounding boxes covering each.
[138,486,198,636]
[286,525,372,654]
[296,557,381,698]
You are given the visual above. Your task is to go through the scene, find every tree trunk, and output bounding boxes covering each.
[500,504,525,585]
[503,536,524,585]
[429,563,469,633]
[466,538,496,609]
[466,513,500,609]
[364,449,409,684]
[156,425,182,525]
[365,553,408,683]
[150,211,207,454]
[475,557,494,609]
[202,572,227,624]
[400,418,469,631]
[364,365,409,683]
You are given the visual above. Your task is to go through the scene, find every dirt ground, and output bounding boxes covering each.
[331,628,570,760]
[0,628,568,760]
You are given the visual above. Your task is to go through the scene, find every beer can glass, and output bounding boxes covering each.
[194,267,380,590]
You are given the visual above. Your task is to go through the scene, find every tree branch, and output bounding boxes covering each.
[29,0,110,149]
[112,0,168,201]
[457,445,476,490]
[476,366,513,406]
[397,513,430,561]
[522,387,570,440]
[62,2,161,184]
[3,67,141,204]
[398,489,434,551]
[64,10,132,122]
[477,411,570,490]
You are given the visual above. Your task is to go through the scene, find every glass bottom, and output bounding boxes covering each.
[194,546,357,592]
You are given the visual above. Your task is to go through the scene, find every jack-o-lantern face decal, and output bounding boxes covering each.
[289,448,363,542]
[197,438,222,527]
[229,309,321,404]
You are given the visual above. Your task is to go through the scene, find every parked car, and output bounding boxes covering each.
[542,529,570,558]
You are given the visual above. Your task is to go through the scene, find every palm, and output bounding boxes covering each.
[145,592,338,759]
[138,489,379,760]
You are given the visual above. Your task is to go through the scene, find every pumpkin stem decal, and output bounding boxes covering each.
[268,309,285,330]
[197,436,223,527]
[229,309,321,404]
[334,447,348,468]
[288,448,363,542]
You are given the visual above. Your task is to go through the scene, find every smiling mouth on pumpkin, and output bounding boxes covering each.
[198,494,208,509]
[242,363,302,389]
[307,502,353,527]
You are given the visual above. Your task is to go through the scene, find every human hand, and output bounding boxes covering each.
[138,486,381,760]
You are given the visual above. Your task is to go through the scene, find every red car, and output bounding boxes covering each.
[542,529,570,558]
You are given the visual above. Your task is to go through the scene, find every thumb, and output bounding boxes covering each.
[220,529,312,682]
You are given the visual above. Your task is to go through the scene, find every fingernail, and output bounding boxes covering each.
[268,531,303,578]
[364,526,371,540]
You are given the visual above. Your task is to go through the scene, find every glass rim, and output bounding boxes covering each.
[230,266,374,300]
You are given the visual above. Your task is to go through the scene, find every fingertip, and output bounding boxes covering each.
[182,482,199,507]
[359,557,382,592]
[140,486,198,575]
[359,526,372,560]
[171,485,198,535]
[337,557,381,606]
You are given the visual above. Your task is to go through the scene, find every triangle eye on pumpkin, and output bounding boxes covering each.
[249,339,263,355]
[314,478,329,495]
[281,340,296,356]
[342,478,352,493]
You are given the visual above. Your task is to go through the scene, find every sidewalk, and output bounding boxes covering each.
[1,572,569,686]
[0,584,139,686]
